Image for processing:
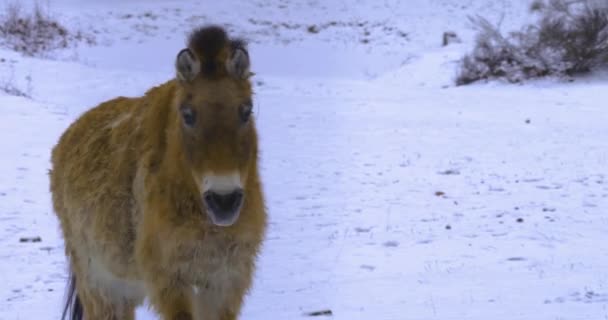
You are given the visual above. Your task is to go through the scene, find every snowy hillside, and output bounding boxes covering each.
[1,0,607,319]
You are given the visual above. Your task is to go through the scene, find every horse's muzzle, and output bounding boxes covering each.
[203,189,244,226]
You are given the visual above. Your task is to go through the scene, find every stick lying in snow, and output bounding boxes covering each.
[305,309,333,317]
[19,236,41,243]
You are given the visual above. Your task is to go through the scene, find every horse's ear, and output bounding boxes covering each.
[226,41,250,79]
[175,48,200,82]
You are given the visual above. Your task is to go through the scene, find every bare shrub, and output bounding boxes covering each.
[1,80,30,97]
[457,0,608,85]
[530,0,546,12]
[0,1,94,56]
[0,63,31,98]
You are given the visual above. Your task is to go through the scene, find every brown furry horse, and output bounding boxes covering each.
[50,25,267,320]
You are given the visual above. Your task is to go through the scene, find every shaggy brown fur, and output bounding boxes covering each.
[50,25,266,320]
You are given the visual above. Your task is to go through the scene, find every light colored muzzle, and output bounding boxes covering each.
[201,172,244,227]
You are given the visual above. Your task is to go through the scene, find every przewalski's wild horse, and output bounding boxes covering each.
[50,25,267,320]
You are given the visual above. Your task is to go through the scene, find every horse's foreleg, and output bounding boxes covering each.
[148,279,194,320]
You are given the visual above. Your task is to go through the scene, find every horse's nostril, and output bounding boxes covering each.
[204,189,244,214]
[204,193,214,204]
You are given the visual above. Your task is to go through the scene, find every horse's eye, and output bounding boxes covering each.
[239,103,252,123]
[181,106,197,127]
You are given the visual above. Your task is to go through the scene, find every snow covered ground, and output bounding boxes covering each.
[1,0,607,319]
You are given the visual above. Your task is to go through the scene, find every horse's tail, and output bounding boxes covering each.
[61,270,83,320]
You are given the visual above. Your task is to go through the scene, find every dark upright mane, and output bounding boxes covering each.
[188,26,228,76]
[187,26,248,77]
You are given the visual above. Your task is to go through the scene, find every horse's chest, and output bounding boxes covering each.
[177,237,254,295]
